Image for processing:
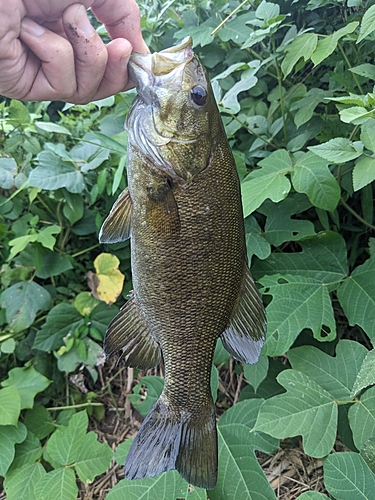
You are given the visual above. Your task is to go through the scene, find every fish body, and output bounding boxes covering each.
[99,37,266,489]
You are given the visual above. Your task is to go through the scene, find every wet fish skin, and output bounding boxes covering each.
[99,37,266,489]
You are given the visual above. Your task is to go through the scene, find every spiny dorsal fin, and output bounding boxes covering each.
[146,180,181,237]
[99,187,132,243]
[221,265,266,364]
[104,294,161,370]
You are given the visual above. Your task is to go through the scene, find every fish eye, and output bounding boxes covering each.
[190,85,207,106]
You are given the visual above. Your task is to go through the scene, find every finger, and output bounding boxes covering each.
[90,38,133,101]
[18,18,77,101]
[92,0,149,53]
[62,4,108,103]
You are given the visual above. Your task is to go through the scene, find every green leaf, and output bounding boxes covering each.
[0,386,21,425]
[352,156,375,191]
[33,303,83,351]
[243,356,269,391]
[37,225,61,250]
[221,74,258,113]
[311,22,358,66]
[174,19,216,48]
[351,349,375,397]
[2,366,51,409]
[361,436,375,473]
[34,468,78,500]
[0,157,17,189]
[292,152,340,211]
[29,150,85,194]
[263,196,315,246]
[0,422,27,476]
[245,216,271,264]
[0,281,51,333]
[11,430,42,470]
[253,231,348,285]
[128,376,164,417]
[358,4,375,43]
[4,462,46,500]
[348,386,375,450]
[217,13,253,44]
[44,411,88,468]
[288,340,368,400]
[290,88,329,128]
[241,150,292,218]
[75,431,113,483]
[339,107,375,125]
[350,63,375,80]
[309,137,363,163]
[35,122,72,135]
[7,234,38,260]
[210,399,278,500]
[254,370,337,457]
[360,118,375,152]
[259,274,336,356]
[281,33,318,78]
[24,405,55,439]
[324,452,375,499]
[63,192,84,225]
[337,253,375,340]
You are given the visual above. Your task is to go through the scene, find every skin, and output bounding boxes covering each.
[0,0,149,103]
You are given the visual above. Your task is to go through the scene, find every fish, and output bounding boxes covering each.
[99,36,266,490]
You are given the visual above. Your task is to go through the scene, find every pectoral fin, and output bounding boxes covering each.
[146,179,181,236]
[104,293,161,370]
[221,265,266,364]
[99,188,132,243]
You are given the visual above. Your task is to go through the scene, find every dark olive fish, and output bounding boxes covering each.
[99,37,266,489]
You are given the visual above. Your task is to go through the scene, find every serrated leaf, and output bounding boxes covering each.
[29,150,85,194]
[254,370,337,457]
[253,231,348,285]
[348,386,375,450]
[292,152,340,211]
[217,13,253,43]
[289,340,367,400]
[11,431,42,470]
[210,399,278,500]
[259,274,336,356]
[358,4,375,43]
[242,150,292,217]
[0,422,27,476]
[44,411,87,468]
[309,137,363,163]
[281,33,318,78]
[324,452,375,499]
[33,303,83,351]
[337,253,375,340]
[4,462,46,500]
[350,63,375,80]
[24,405,55,439]
[339,106,374,125]
[1,281,52,332]
[290,88,329,128]
[311,22,358,66]
[34,468,78,500]
[2,366,51,409]
[88,253,125,305]
[360,118,375,152]
[0,386,21,425]
[75,431,113,483]
[243,356,269,392]
[128,376,164,417]
[351,349,375,397]
[35,122,72,135]
[352,156,375,191]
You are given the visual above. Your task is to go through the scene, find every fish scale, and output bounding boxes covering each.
[99,36,266,489]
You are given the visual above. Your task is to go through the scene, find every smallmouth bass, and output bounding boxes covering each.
[99,37,266,489]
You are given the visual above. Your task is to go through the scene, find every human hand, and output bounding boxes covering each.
[0,0,148,103]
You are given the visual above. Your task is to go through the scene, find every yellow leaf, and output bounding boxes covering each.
[88,253,125,305]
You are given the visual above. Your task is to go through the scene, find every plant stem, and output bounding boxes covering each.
[46,402,103,411]
[340,197,375,231]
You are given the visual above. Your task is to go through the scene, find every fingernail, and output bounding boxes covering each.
[120,52,131,69]
[76,5,95,36]
[22,18,45,37]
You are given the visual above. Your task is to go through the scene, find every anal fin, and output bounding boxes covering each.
[104,294,161,370]
[99,187,132,243]
[221,265,266,364]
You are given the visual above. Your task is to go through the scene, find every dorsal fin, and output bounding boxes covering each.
[99,188,132,243]
[221,265,266,364]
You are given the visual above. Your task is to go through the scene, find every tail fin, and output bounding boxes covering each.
[125,395,217,489]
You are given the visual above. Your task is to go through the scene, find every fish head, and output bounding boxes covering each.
[127,37,219,184]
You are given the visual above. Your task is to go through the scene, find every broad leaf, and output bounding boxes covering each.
[34,468,78,500]
[292,152,340,211]
[0,386,21,425]
[361,436,375,473]
[311,22,358,66]
[352,156,375,191]
[259,274,336,356]
[243,356,269,392]
[2,366,51,409]
[245,216,271,264]
[24,405,55,439]
[242,150,292,217]
[11,430,42,470]
[254,370,337,458]
[324,452,375,499]
[358,4,375,43]
[337,253,375,340]
[351,349,375,397]
[75,431,113,483]
[1,281,51,333]
[128,376,164,417]
[288,340,368,400]
[360,118,375,152]
[290,88,329,128]
[281,33,318,78]
[0,422,27,476]
[4,462,46,500]
[88,253,125,305]
[222,74,258,113]
[348,386,375,450]
[0,157,17,189]
[309,137,363,163]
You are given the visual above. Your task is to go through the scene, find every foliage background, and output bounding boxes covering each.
[1,0,375,498]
